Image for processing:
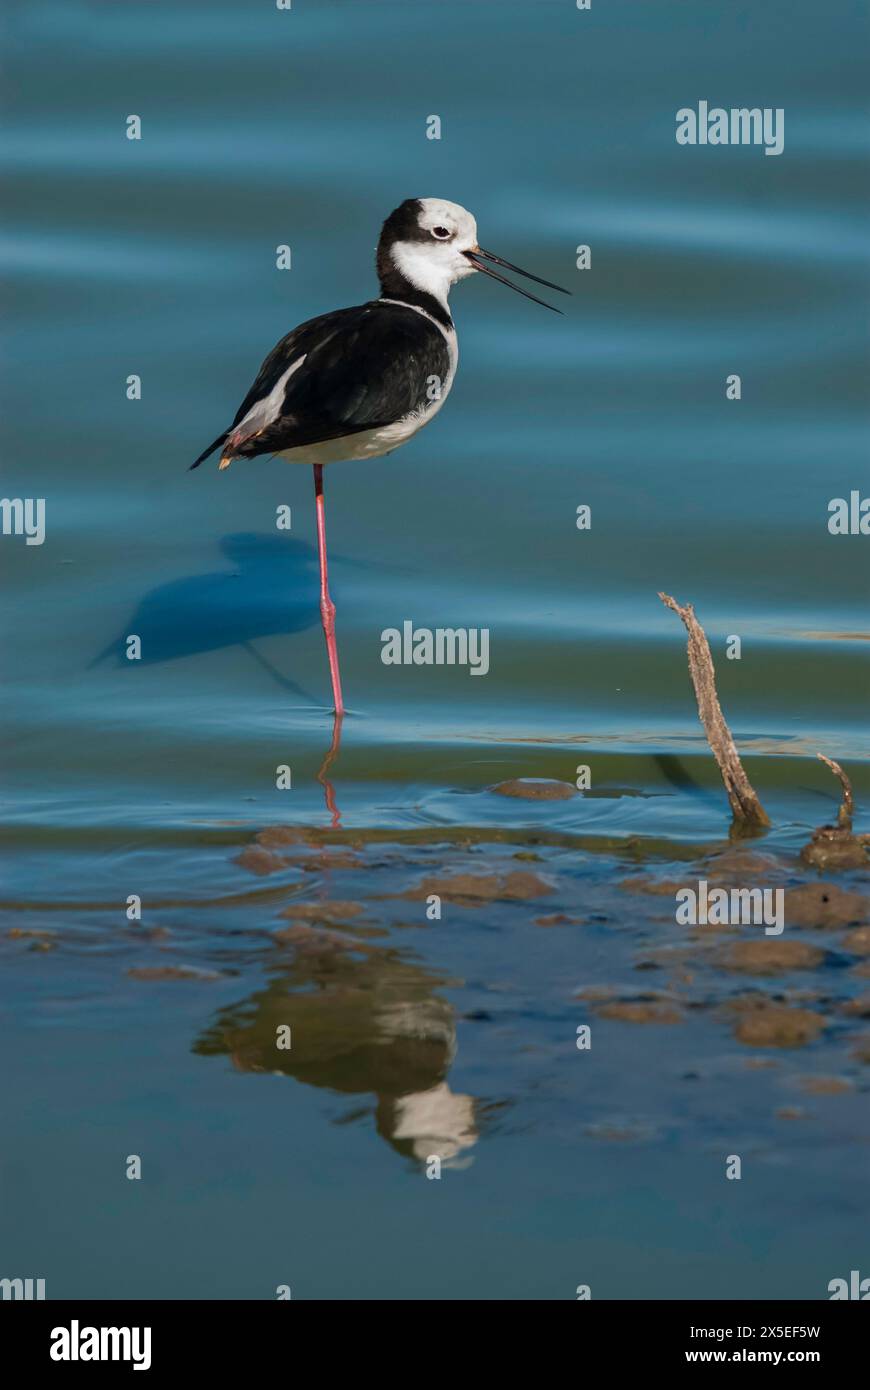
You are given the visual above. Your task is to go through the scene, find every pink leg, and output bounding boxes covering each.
[313,463,344,715]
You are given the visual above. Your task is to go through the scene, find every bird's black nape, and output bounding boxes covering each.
[375,198,455,329]
[375,198,427,286]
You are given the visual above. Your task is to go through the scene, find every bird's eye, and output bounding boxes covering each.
[431,226,451,240]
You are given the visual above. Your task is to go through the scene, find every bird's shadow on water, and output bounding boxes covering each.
[92,530,367,823]
[91,532,335,701]
[654,753,706,797]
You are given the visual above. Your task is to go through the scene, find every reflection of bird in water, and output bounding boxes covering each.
[317,713,343,828]
[192,933,478,1165]
[389,1084,476,1163]
[91,532,322,700]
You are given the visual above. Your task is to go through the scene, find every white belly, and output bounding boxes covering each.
[276,402,443,465]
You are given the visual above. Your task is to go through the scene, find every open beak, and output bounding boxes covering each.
[464,246,571,313]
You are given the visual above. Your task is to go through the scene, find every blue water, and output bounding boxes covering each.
[1,0,868,1299]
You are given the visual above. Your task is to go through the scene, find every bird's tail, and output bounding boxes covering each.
[189,431,229,470]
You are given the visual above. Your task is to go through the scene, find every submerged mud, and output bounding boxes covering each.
[5,815,869,1172]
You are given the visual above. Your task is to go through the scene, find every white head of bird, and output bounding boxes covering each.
[376,197,569,314]
[382,198,478,308]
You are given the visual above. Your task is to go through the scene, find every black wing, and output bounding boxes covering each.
[191,302,450,468]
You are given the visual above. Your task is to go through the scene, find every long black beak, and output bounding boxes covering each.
[464,246,571,313]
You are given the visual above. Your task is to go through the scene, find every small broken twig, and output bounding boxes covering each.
[658,592,770,828]
[799,753,869,868]
[816,753,853,831]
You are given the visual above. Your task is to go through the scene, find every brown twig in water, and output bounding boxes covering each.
[816,753,853,831]
[800,752,868,867]
[658,592,770,828]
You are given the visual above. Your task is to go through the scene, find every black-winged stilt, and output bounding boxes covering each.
[191,198,569,716]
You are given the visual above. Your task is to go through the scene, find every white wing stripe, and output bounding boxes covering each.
[237,354,307,431]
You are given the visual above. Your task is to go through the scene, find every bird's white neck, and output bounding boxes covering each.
[388,241,454,313]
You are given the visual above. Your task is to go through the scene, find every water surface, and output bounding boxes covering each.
[1,0,868,1299]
